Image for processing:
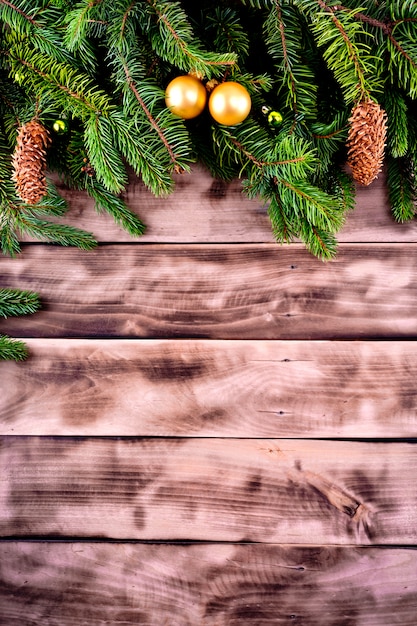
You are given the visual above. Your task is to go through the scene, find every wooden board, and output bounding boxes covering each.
[37,165,417,244]
[2,243,417,339]
[1,437,416,544]
[1,542,417,625]
[1,339,417,437]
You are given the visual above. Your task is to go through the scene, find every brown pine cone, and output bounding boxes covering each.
[12,119,51,204]
[346,100,387,186]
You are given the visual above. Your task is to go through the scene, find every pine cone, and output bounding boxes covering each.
[12,119,51,204]
[346,100,387,186]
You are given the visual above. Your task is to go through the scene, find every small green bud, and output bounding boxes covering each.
[53,119,68,133]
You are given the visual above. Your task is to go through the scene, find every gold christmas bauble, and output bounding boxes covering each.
[165,75,207,119]
[208,81,251,126]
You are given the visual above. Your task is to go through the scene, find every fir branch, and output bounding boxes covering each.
[14,213,98,249]
[86,180,146,237]
[267,190,298,244]
[206,7,250,59]
[0,221,21,256]
[0,287,40,317]
[301,223,338,260]
[83,113,127,193]
[310,111,349,169]
[143,0,237,78]
[331,2,417,97]
[0,335,29,361]
[215,122,317,178]
[387,155,416,223]
[122,60,185,173]
[265,2,317,118]
[383,90,408,158]
[332,5,393,35]
[63,0,104,51]
[8,46,113,118]
[305,0,380,102]
[0,0,38,28]
[278,178,343,233]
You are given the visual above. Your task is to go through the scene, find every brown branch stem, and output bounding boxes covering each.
[330,3,417,73]
[0,0,37,25]
[122,63,183,172]
[229,137,308,169]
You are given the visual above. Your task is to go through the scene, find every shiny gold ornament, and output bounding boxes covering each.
[208,81,251,126]
[165,75,207,119]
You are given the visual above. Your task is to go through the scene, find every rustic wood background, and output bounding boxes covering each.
[1,165,417,624]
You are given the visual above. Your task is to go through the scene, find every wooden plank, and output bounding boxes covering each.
[1,339,417,438]
[1,437,416,544]
[37,165,416,243]
[1,542,417,625]
[2,244,417,339]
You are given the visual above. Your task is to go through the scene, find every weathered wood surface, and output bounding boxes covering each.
[2,243,417,339]
[37,165,416,243]
[3,163,417,625]
[1,339,416,437]
[1,437,415,544]
[1,542,417,625]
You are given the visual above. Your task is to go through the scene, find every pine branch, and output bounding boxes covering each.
[0,287,40,317]
[143,0,238,78]
[278,178,343,234]
[332,2,417,97]
[383,90,408,158]
[14,213,97,249]
[300,223,338,260]
[121,58,187,174]
[311,111,349,170]
[264,2,318,118]
[86,181,146,237]
[299,0,381,102]
[0,283,40,363]
[0,335,29,361]
[1,0,416,259]
[387,155,416,223]
[83,113,128,193]
[0,0,38,31]
[0,221,21,256]
[206,7,250,59]
[8,46,113,119]
[267,190,299,245]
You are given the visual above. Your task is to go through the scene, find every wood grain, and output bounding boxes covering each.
[1,542,417,625]
[1,339,416,437]
[36,165,416,243]
[2,243,417,339]
[1,437,416,544]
